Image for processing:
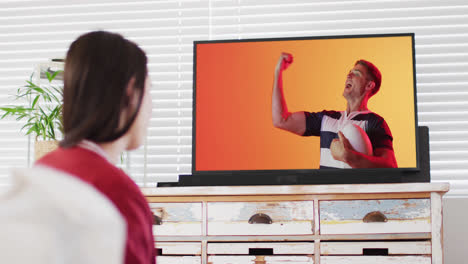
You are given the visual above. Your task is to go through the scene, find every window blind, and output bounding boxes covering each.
[208,0,468,197]
[0,0,209,187]
[0,0,467,196]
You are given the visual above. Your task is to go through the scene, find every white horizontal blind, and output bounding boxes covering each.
[0,0,208,186]
[1,0,467,196]
[208,0,468,197]
[131,0,208,185]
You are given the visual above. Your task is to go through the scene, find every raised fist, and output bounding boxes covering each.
[276,52,294,72]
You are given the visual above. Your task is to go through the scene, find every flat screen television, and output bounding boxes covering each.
[178,33,429,186]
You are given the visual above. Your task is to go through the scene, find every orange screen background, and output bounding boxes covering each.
[195,36,417,171]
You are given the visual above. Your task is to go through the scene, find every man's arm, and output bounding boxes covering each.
[272,53,306,136]
[330,131,398,168]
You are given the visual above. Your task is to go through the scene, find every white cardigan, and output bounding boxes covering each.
[0,166,126,264]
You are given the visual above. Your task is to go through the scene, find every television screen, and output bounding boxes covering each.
[192,33,418,178]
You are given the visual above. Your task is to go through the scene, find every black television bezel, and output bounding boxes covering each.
[190,33,422,184]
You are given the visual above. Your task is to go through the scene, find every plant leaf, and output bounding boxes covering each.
[48,70,62,82]
[26,125,36,136]
[0,111,10,119]
[48,121,55,139]
[38,107,47,117]
[1,71,63,140]
[1,106,33,114]
[40,121,46,141]
[41,86,58,103]
[26,116,36,124]
[51,86,63,97]
[15,113,27,121]
[31,86,45,94]
[27,123,40,136]
[26,80,40,90]
[31,95,40,108]
[21,122,34,130]
[46,71,52,82]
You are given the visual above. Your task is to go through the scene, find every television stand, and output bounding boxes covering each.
[143,182,449,264]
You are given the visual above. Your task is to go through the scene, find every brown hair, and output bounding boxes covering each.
[355,59,382,96]
[61,31,148,148]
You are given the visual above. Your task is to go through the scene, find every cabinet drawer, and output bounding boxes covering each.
[319,199,430,234]
[208,256,314,263]
[157,256,201,264]
[208,242,314,255]
[321,256,430,264]
[321,241,431,255]
[207,201,314,235]
[156,242,201,255]
[149,202,202,236]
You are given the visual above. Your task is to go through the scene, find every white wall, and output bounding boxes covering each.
[444,197,468,264]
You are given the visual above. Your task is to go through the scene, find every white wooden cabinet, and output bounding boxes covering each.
[143,183,449,264]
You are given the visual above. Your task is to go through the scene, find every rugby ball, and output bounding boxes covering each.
[341,124,373,156]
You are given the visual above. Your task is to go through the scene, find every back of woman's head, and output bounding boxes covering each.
[61,31,148,148]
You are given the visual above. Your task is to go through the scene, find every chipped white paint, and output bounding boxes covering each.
[208,221,313,236]
[156,256,201,264]
[156,242,201,255]
[149,202,202,236]
[320,199,431,235]
[320,220,431,235]
[207,242,314,255]
[320,241,431,255]
[149,203,202,221]
[142,183,450,197]
[431,192,444,264]
[207,201,314,235]
[144,183,449,264]
[321,256,431,264]
[314,239,320,264]
[152,222,202,236]
[208,255,314,263]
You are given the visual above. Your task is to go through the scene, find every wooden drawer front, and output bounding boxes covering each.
[319,199,430,234]
[208,256,314,263]
[321,241,431,255]
[321,256,430,264]
[156,256,201,264]
[156,242,201,255]
[207,201,314,235]
[208,242,314,255]
[149,202,202,236]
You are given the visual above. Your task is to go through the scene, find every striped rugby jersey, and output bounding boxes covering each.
[303,110,393,169]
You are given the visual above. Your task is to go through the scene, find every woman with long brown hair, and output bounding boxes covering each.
[37,31,155,264]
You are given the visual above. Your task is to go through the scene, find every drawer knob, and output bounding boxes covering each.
[248,213,273,224]
[254,256,266,264]
[153,214,163,225]
[363,211,388,223]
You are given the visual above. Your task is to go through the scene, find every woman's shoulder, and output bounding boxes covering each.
[37,146,149,213]
[37,147,138,193]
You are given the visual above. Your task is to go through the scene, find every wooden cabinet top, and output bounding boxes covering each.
[142,182,449,197]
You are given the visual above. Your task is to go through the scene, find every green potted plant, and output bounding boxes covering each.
[0,70,63,160]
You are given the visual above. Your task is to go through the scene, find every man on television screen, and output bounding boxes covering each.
[272,53,397,169]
